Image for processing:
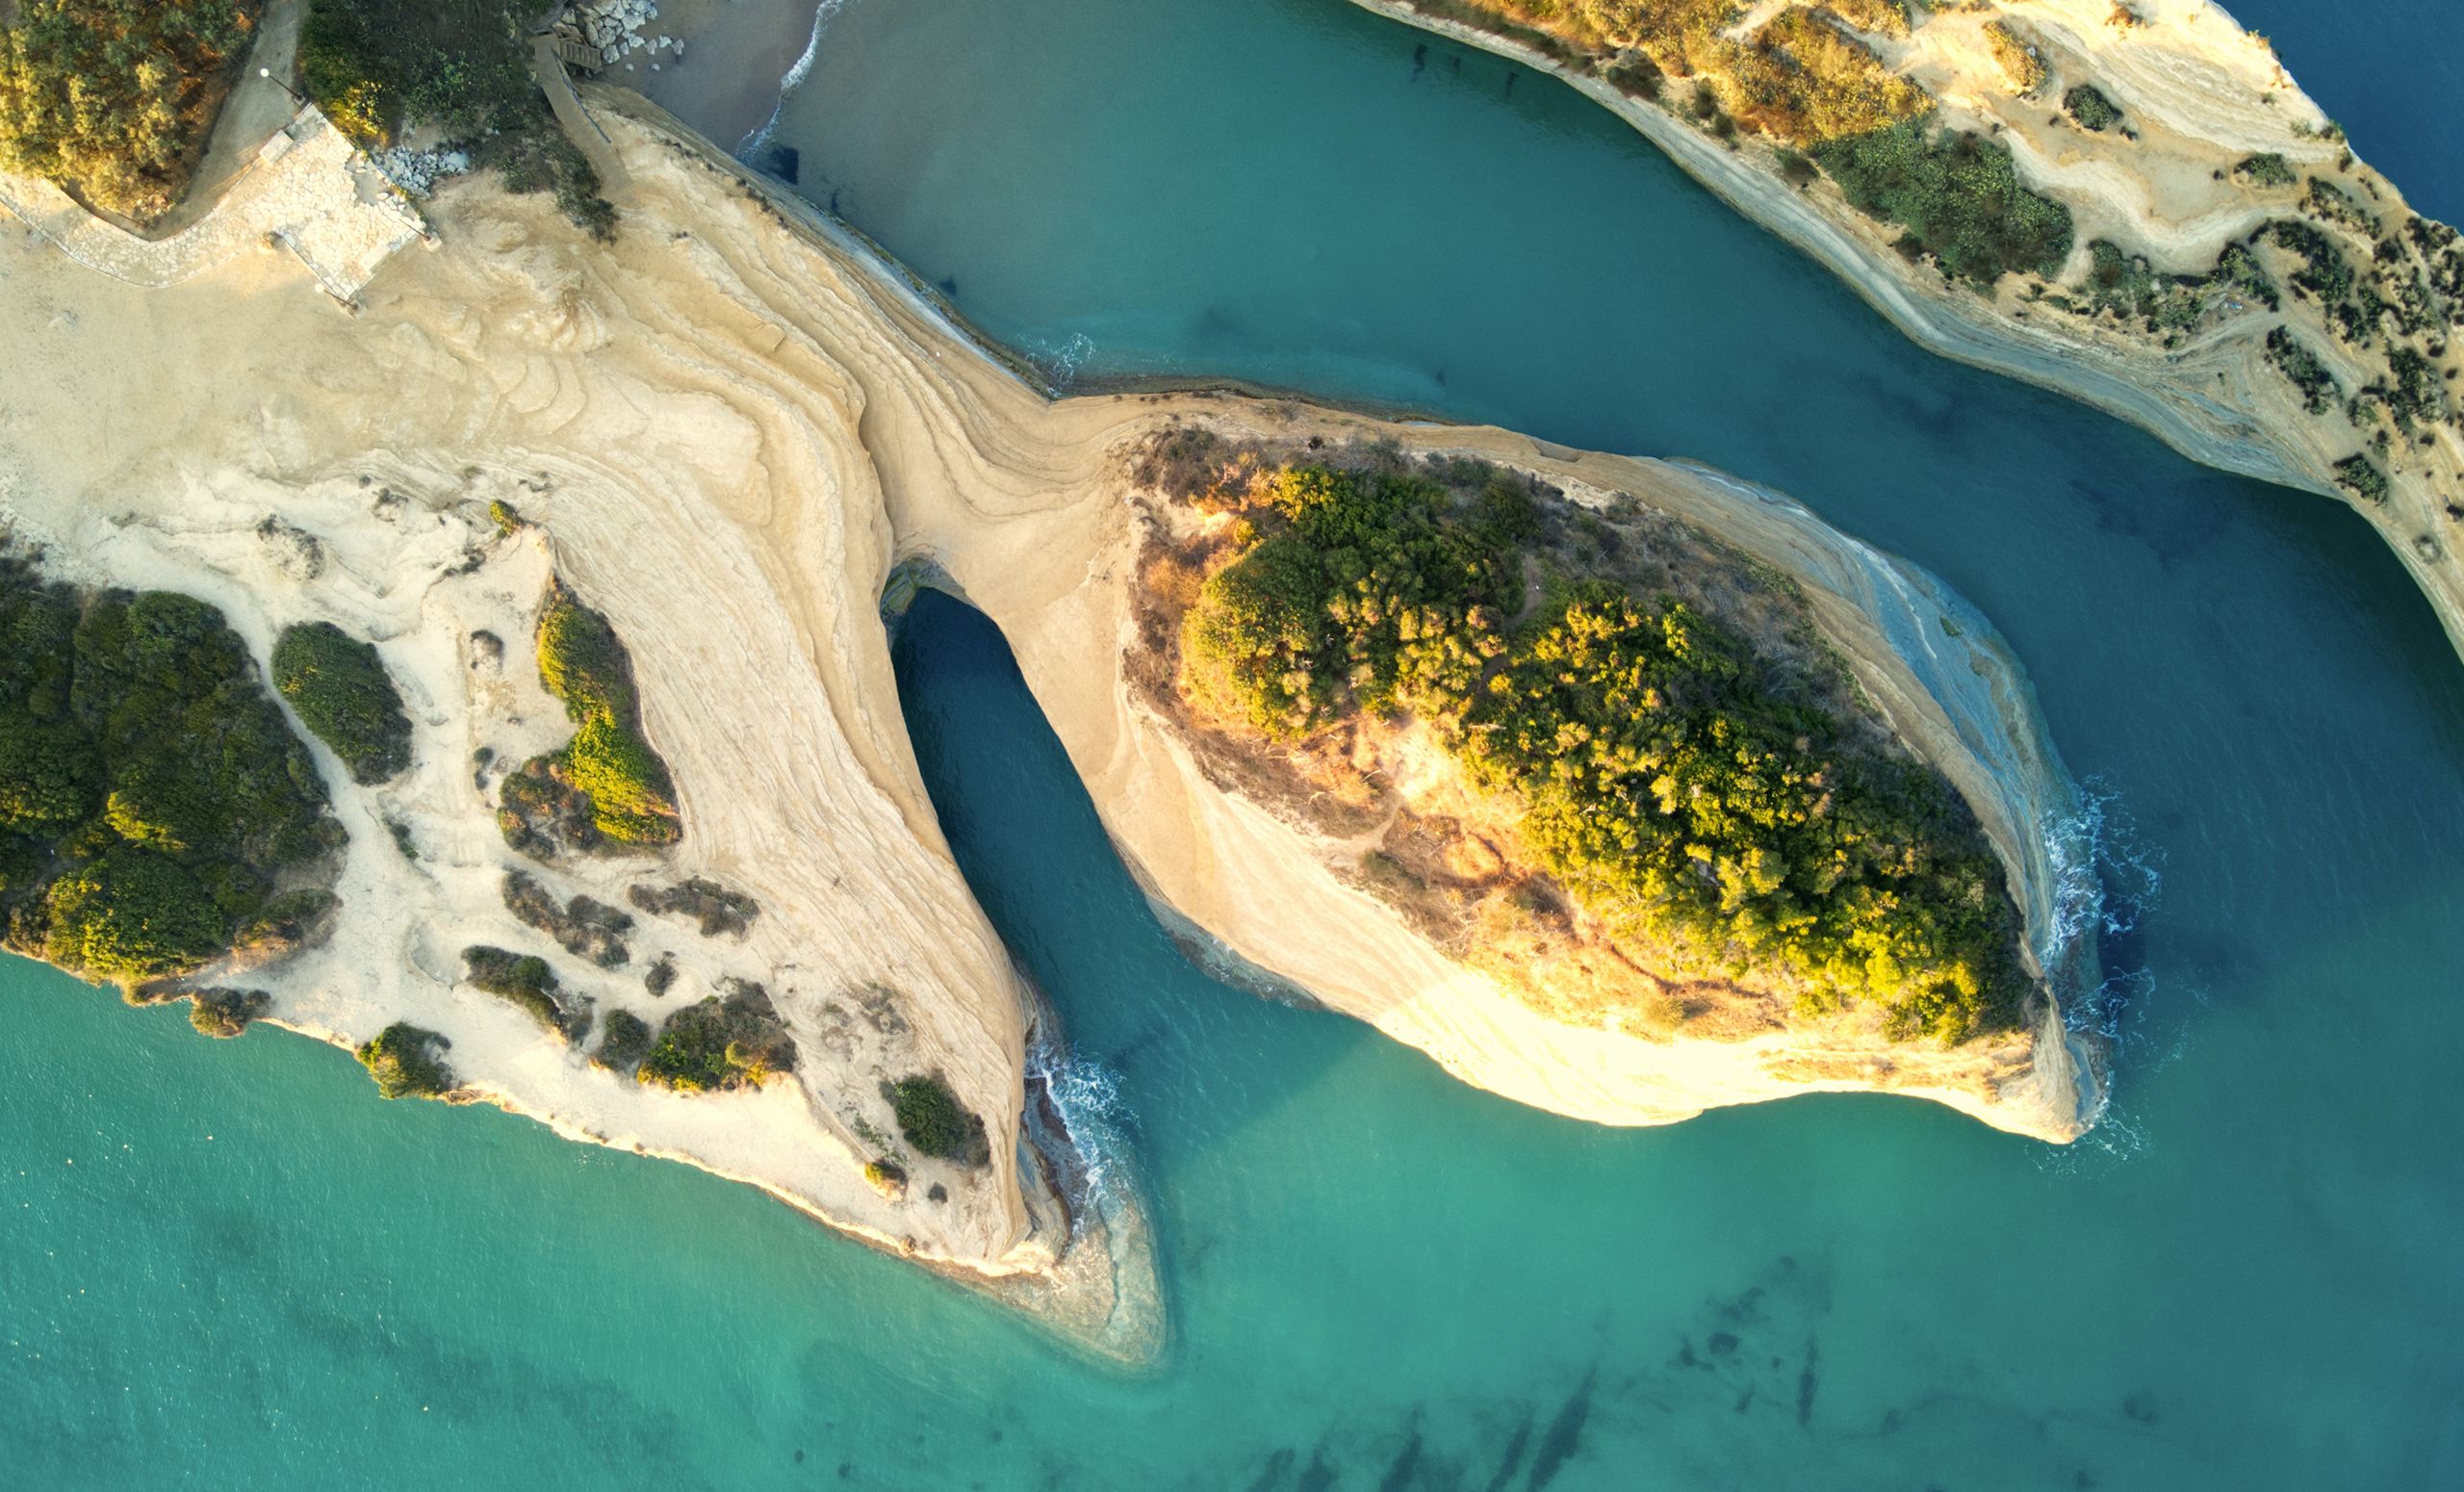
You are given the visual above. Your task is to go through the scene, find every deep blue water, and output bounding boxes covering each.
[6,0,2464,1486]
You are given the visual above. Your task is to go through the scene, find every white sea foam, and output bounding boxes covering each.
[1027,1034,1137,1211]
[1030,332,1098,391]
[739,0,852,156]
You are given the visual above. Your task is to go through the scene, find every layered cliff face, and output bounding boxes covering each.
[0,93,2099,1360]
[1357,0,2464,660]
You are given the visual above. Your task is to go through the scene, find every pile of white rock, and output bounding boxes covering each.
[566,0,685,69]
[371,145,472,198]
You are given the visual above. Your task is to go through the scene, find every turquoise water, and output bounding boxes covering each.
[9,0,2464,1485]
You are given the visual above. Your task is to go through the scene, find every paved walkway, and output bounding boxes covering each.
[532,34,633,198]
[0,107,428,304]
[147,0,311,239]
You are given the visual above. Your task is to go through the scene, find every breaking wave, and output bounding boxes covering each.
[738,0,853,156]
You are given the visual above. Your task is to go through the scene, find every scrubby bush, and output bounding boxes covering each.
[1812,117,2074,284]
[2265,326,2340,413]
[636,982,796,1093]
[189,988,270,1039]
[2234,153,2297,190]
[357,1022,454,1098]
[0,1,261,219]
[272,622,413,785]
[1983,21,2046,95]
[2333,453,2391,503]
[462,944,585,1040]
[592,1008,654,1072]
[2269,219,2356,305]
[2063,85,2121,132]
[889,1074,989,1166]
[528,589,681,848]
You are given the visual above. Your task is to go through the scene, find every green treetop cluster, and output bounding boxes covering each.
[0,561,340,988]
[1176,463,2030,1042]
[0,1,260,219]
[528,589,681,848]
[272,622,413,785]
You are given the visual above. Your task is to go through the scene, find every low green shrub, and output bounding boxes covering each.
[889,1074,989,1166]
[592,1008,654,1072]
[462,943,585,1041]
[2234,153,2298,189]
[272,622,413,785]
[0,563,342,990]
[357,1022,455,1099]
[526,589,680,848]
[189,988,270,1039]
[2332,453,2391,503]
[0,1,261,219]
[298,0,615,236]
[1812,117,2074,284]
[1984,21,2046,95]
[636,982,796,1093]
[2268,219,2356,304]
[2265,326,2339,414]
[2063,85,2121,132]
[43,850,228,985]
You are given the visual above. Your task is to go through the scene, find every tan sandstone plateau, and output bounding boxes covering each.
[0,97,2102,1351]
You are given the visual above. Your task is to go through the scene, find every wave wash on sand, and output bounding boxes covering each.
[0,95,2104,1350]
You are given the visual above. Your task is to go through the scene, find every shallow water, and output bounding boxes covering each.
[8,0,2464,1486]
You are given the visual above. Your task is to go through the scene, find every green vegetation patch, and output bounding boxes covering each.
[2264,327,2340,415]
[1173,459,2032,1042]
[357,1022,455,1099]
[0,561,340,990]
[1428,1,1925,146]
[591,1008,654,1073]
[0,1,262,219]
[2062,85,2121,132]
[2234,153,2297,190]
[888,1074,990,1167]
[2081,240,2205,333]
[518,589,681,850]
[1984,20,2046,96]
[2332,453,2391,504]
[1812,116,2074,285]
[2269,219,2356,306]
[463,944,588,1042]
[189,987,270,1039]
[43,850,228,986]
[298,0,614,238]
[271,622,413,785]
[636,980,796,1093]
